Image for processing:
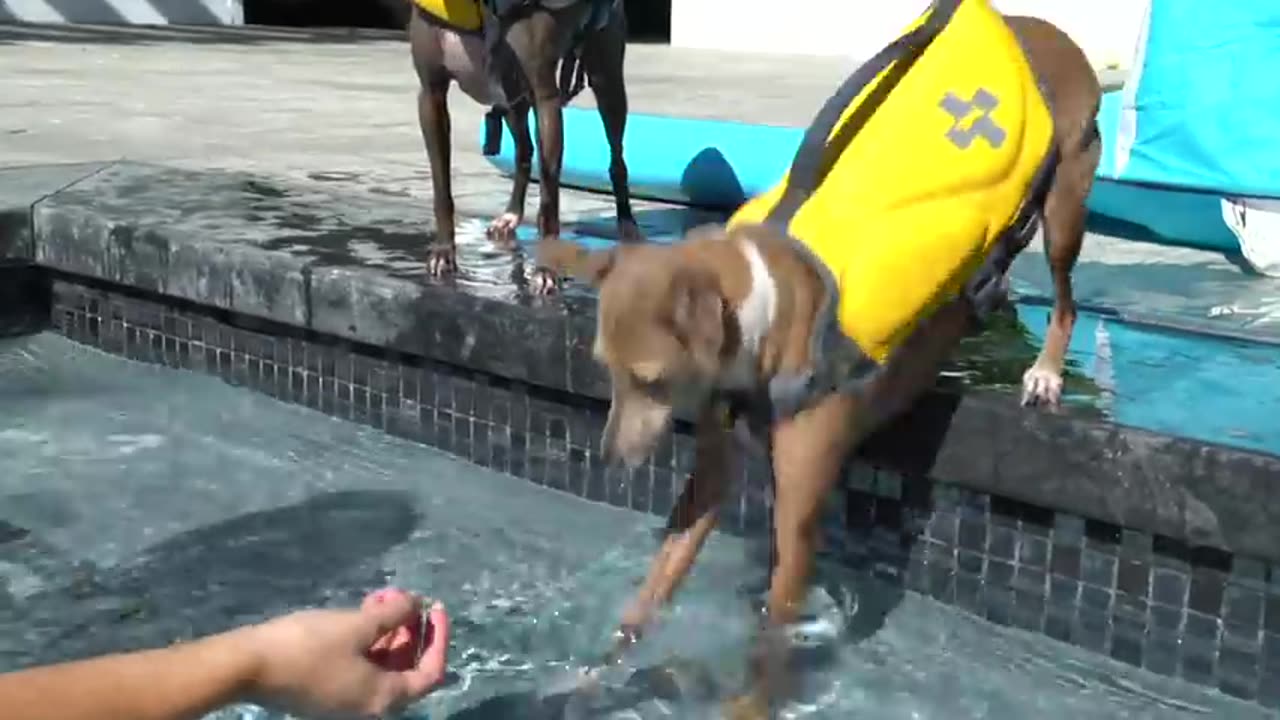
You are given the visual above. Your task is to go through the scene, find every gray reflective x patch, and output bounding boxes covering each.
[939,88,1007,149]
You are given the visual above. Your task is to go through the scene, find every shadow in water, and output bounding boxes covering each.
[2,489,418,667]
[0,519,30,545]
[449,689,579,720]
[448,659,724,719]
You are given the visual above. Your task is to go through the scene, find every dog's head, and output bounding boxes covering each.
[541,231,732,467]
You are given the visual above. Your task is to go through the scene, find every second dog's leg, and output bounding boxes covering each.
[489,100,533,242]
[521,60,567,296]
[500,10,573,295]
[602,406,734,665]
[583,7,643,243]
[410,14,457,277]
[1021,134,1099,407]
[419,81,457,277]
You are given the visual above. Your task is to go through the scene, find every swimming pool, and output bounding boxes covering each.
[0,333,1270,719]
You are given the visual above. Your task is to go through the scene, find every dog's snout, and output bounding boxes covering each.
[601,433,646,470]
[601,394,672,470]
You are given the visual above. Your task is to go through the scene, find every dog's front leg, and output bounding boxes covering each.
[1022,132,1098,407]
[409,17,458,277]
[502,53,566,296]
[488,101,533,242]
[726,393,859,720]
[498,10,571,295]
[602,404,735,666]
[417,79,457,278]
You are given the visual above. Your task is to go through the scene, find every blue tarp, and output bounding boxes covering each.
[1105,0,1280,198]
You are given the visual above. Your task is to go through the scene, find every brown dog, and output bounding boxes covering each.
[543,12,1101,718]
[408,0,644,292]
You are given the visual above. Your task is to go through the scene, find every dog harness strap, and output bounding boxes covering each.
[557,48,589,105]
[963,143,1060,321]
[765,0,963,230]
[556,0,615,106]
[475,0,609,149]
[481,107,506,157]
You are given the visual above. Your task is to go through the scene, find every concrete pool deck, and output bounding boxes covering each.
[2,23,1280,709]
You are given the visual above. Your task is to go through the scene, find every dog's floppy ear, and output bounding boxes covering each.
[536,238,616,287]
[671,268,725,374]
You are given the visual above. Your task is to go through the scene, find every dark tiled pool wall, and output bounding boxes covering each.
[49,278,1280,710]
[0,264,50,338]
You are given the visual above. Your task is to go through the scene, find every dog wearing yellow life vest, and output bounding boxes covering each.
[407,0,643,289]
[539,0,1101,716]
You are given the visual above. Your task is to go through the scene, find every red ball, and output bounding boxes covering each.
[362,588,432,671]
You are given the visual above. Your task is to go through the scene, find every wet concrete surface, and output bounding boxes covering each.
[0,162,113,260]
[0,23,858,224]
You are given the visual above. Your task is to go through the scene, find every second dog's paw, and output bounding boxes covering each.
[487,212,521,241]
[426,245,457,277]
[529,266,561,296]
[1021,365,1063,408]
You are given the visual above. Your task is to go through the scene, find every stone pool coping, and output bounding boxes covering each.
[3,159,1280,565]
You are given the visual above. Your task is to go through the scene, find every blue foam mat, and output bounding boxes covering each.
[481,100,1243,253]
[481,108,798,210]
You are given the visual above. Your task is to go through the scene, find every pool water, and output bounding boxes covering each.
[0,333,1271,719]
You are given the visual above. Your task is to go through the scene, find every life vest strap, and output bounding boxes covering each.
[475,0,610,156]
[963,142,1060,322]
[766,0,964,230]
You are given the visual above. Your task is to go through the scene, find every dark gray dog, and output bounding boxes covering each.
[408,0,644,292]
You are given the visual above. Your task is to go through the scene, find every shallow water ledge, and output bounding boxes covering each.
[3,160,1280,708]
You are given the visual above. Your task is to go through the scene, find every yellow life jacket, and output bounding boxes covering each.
[728,0,1057,416]
[412,0,484,33]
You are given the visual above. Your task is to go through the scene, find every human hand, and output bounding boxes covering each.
[240,588,449,718]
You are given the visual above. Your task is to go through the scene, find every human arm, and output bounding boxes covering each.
[0,589,449,720]
[0,623,259,720]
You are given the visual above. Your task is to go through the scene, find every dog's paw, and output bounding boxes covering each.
[529,266,561,296]
[487,212,522,241]
[617,218,646,244]
[722,692,770,720]
[1021,365,1063,407]
[426,245,457,278]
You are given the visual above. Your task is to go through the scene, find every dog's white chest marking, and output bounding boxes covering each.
[722,240,777,389]
[439,29,508,107]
